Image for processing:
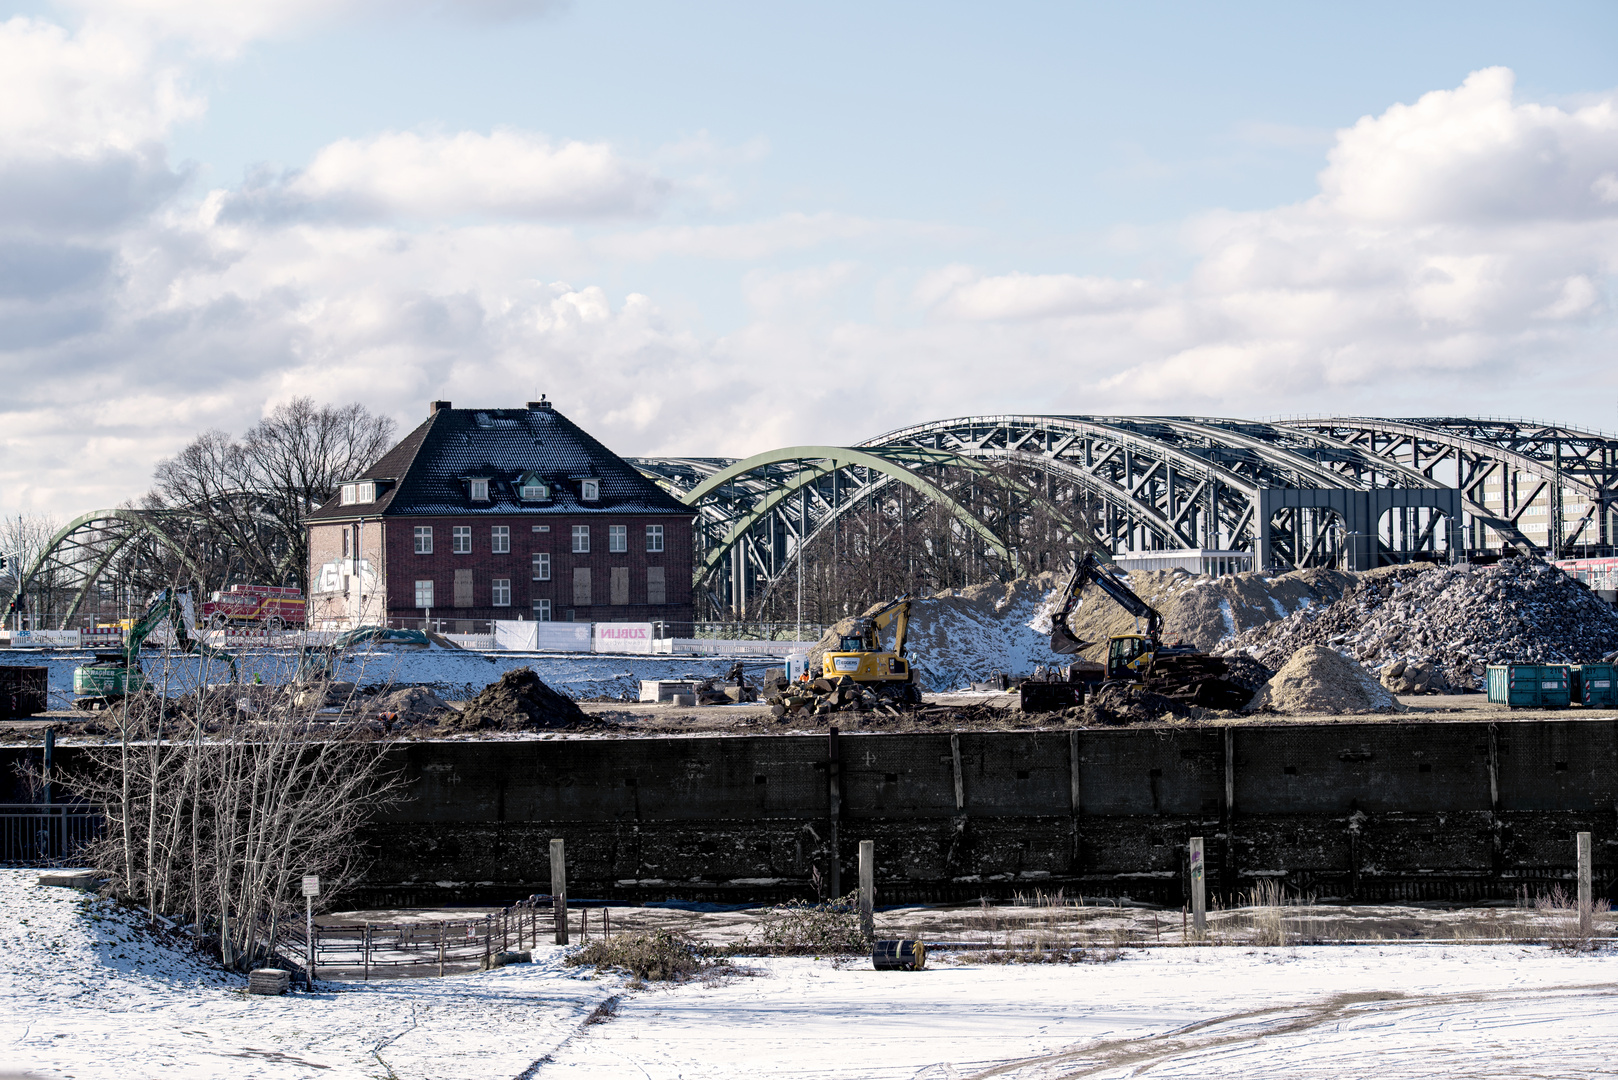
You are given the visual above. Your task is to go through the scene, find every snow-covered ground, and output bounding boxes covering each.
[6,869,1618,1079]
[0,648,750,709]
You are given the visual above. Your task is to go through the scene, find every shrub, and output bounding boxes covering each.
[565,930,703,981]
[746,891,869,954]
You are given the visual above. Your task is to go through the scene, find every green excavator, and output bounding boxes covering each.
[74,587,238,707]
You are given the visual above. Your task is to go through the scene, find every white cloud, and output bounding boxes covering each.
[6,58,1618,524]
[227,129,669,222]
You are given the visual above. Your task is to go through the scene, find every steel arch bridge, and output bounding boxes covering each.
[5,494,296,628]
[632,415,1618,615]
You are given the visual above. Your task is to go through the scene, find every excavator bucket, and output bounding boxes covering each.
[1050,622,1090,655]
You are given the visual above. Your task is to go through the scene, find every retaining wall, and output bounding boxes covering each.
[357,718,1618,907]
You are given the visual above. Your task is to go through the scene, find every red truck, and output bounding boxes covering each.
[202,584,306,630]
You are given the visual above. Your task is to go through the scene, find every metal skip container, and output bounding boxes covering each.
[1486,664,1570,709]
[872,939,926,971]
[1571,663,1618,707]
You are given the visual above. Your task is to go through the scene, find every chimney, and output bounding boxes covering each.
[527,395,552,411]
[430,400,452,415]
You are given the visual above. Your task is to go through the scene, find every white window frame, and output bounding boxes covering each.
[609,524,627,553]
[470,478,490,502]
[572,525,590,553]
[414,580,433,608]
[534,599,552,622]
[581,479,600,502]
[491,525,510,553]
[492,578,511,607]
[452,525,472,554]
[532,552,551,580]
[520,478,549,500]
[646,524,664,553]
[340,481,375,505]
[414,526,433,554]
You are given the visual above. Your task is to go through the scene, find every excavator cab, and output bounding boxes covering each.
[1106,634,1154,681]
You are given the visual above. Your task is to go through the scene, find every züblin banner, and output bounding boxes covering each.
[593,622,654,654]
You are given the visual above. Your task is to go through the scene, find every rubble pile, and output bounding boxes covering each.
[765,673,909,720]
[446,667,591,730]
[368,685,456,724]
[1219,559,1618,692]
[1247,645,1402,714]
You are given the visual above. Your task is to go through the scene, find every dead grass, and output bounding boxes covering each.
[565,930,703,982]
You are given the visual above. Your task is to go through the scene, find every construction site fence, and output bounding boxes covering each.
[0,804,103,865]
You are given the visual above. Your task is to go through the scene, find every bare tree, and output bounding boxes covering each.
[1,512,65,622]
[147,399,396,594]
[66,659,399,970]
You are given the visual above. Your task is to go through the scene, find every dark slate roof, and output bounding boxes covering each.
[307,404,693,521]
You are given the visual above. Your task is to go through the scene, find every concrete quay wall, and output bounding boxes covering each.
[357,719,1618,907]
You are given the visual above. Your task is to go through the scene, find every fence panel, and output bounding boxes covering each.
[0,804,103,865]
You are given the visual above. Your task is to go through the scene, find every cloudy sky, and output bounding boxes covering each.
[4,0,1618,521]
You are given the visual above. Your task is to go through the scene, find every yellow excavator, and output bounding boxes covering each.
[818,595,922,704]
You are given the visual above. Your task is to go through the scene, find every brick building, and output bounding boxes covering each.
[305,399,694,629]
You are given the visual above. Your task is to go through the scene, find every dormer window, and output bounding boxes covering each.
[518,473,551,501]
[581,479,600,502]
[339,481,376,505]
[469,478,490,502]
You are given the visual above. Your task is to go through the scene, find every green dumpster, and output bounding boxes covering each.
[1486,664,1570,708]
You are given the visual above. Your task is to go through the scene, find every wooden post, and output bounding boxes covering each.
[1189,837,1207,936]
[363,923,371,981]
[858,840,875,940]
[1578,831,1593,936]
[305,896,315,984]
[828,728,841,897]
[438,921,445,977]
[604,908,611,939]
[551,838,569,944]
[484,916,492,965]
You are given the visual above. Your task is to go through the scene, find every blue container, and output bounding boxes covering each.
[1572,663,1618,707]
[1486,664,1570,708]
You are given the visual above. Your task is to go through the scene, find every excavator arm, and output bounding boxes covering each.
[1049,553,1163,655]
[867,596,912,656]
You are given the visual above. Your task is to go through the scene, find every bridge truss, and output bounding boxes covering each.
[633,416,1618,616]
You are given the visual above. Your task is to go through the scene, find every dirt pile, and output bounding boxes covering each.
[446,667,590,730]
[1247,645,1401,714]
[1220,559,1618,691]
[1035,566,1355,659]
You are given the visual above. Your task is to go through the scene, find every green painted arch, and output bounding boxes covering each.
[681,446,1017,583]
[6,509,209,625]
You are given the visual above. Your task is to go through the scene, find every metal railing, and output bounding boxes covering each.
[0,804,103,864]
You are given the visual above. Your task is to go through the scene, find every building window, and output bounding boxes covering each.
[646,524,664,552]
[572,525,590,553]
[581,479,600,502]
[492,578,511,607]
[532,525,550,533]
[414,526,433,554]
[610,566,630,605]
[573,567,592,606]
[609,524,627,553]
[492,525,510,553]
[453,525,472,553]
[533,599,552,622]
[470,478,490,501]
[647,566,666,605]
[415,580,434,608]
[454,568,473,607]
[532,552,551,580]
[340,481,375,505]
[342,529,350,557]
[520,477,550,500]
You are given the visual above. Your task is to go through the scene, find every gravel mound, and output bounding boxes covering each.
[447,667,590,730]
[1247,645,1402,714]
[369,685,456,723]
[1219,558,1618,691]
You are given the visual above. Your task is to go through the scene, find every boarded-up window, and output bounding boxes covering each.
[610,567,629,605]
[573,567,591,606]
[453,568,473,608]
[646,566,665,605]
